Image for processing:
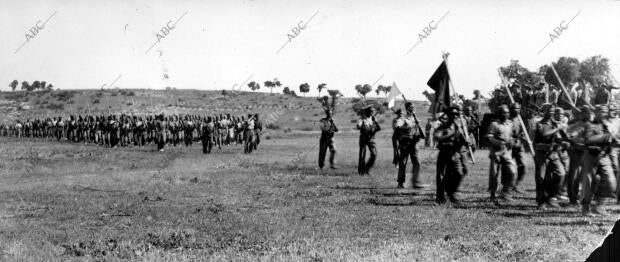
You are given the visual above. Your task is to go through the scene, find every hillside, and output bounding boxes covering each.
[0,89,432,133]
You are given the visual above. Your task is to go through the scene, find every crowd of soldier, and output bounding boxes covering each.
[318,100,620,217]
[0,113,263,154]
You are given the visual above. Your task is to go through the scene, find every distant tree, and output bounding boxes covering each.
[542,57,580,88]
[21,81,30,91]
[375,85,392,98]
[300,83,310,96]
[40,81,47,91]
[264,78,281,94]
[317,83,327,94]
[579,55,612,87]
[47,84,54,91]
[248,81,260,92]
[327,89,342,98]
[9,80,18,91]
[283,86,291,94]
[31,80,41,91]
[355,84,372,98]
[299,83,310,96]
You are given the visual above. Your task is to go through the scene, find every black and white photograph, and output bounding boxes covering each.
[1,0,620,261]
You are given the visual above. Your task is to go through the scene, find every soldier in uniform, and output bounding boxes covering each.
[581,105,618,216]
[394,102,426,188]
[565,105,592,205]
[532,105,566,209]
[253,114,263,151]
[244,114,255,153]
[510,104,527,193]
[486,105,518,204]
[356,106,381,176]
[392,109,403,165]
[202,116,215,154]
[463,106,480,149]
[318,109,338,169]
[434,105,469,203]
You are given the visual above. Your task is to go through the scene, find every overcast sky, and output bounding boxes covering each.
[1,0,619,100]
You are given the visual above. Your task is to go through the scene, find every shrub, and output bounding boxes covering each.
[266,123,280,130]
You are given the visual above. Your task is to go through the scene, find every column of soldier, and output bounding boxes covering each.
[0,113,264,154]
[318,101,620,217]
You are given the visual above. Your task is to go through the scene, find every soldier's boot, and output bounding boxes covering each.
[592,200,610,216]
[582,204,596,217]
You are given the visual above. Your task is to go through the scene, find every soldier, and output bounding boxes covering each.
[434,105,469,203]
[510,104,527,193]
[565,105,592,205]
[394,102,426,188]
[202,116,215,154]
[392,109,403,165]
[244,114,255,154]
[486,105,518,204]
[254,114,263,151]
[463,106,480,149]
[184,115,195,147]
[356,106,381,176]
[156,114,167,152]
[532,105,566,209]
[581,105,618,216]
[318,109,338,170]
[424,117,433,148]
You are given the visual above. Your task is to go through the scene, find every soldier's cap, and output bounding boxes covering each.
[394,109,402,115]
[554,107,564,114]
[404,102,413,108]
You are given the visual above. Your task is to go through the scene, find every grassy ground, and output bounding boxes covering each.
[0,130,617,261]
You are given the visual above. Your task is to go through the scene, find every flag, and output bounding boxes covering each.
[427,61,451,114]
[386,82,402,108]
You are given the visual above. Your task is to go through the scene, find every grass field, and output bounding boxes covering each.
[0,129,617,261]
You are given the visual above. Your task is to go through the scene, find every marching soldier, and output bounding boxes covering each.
[486,105,518,204]
[532,105,566,209]
[244,114,255,154]
[356,106,381,176]
[565,105,592,205]
[254,114,262,151]
[434,105,469,203]
[201,116,215,154]
[318,109,338,169]
[394,102,426,188]
[392,109,403,165]
[510,104,527,193]
[463,106,480,149]
[581,105,618,216]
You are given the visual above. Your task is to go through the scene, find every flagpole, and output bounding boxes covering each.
[498,69,536,157]
[442,52,475,164]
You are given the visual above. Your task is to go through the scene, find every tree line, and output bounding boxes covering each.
[8,80,54,92]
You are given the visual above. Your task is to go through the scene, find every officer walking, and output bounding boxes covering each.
[434,106,469,203]
[394,102,427,188]
[318,109,338,169]
[356,106,380,175]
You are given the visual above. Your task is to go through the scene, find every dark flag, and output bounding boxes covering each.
[586,219,620,261]
[427,61,451,114]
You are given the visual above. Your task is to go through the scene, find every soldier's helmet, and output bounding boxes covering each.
[394,109,402,115]
[464,106,472,113]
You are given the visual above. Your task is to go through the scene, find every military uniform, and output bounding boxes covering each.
[486,116,517,201]
[532,116,566,207]
[581,109,617,215]
[395,111,424,187]
[565,112,588,204]
[434,108,468,203]
[318,114,338,169]
[357,112,380,175]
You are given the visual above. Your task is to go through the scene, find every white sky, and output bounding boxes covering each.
[1,0,619,100]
